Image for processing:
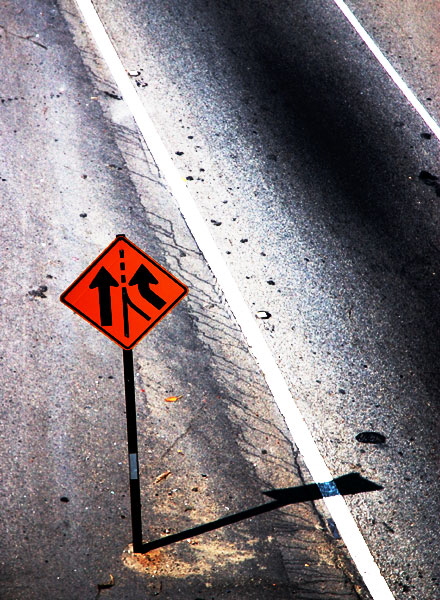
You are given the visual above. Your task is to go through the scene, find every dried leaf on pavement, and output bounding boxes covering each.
[97,574,115,590]
[154,470,172,484]
[164,395,183,402]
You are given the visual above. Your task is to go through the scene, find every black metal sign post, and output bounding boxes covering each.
[123,348,143,553]
[60,235,189,555]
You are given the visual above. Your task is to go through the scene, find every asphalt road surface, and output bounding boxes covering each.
[1,1,439,599]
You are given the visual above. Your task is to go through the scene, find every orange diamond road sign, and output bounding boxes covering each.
[61,235,188,350]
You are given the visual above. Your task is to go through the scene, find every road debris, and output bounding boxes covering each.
[104,90,122,100]
[256,310,271,319]
[164,395,182,403]
[154,470,172,484]
[28,285,48,299]
[97,574,115,590]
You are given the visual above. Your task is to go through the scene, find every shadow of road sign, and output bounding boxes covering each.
[140,472,382,553]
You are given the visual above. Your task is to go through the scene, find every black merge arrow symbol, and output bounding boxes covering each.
[128,264,166,310]
[89,266,119,326]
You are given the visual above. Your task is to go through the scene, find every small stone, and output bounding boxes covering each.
[256,310,271,319]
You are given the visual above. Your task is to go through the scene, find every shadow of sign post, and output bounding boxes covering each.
[60,237,383,557]
[140,472,382,553]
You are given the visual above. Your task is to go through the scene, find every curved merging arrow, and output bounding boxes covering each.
[128,265,166,310]
[89,267,119,326]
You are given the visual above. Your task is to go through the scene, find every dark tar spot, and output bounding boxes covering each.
[80,213,87,218]
[104,91,122,100]
[60,496,69,503]
[356,431,386,444]
[267,280,275,285]
[383,521,395,533]
[419,170,438,183]
[28,285,48,299]
[240,238,248,243]
[186,175,194,181]
[338,388,346,394]
[175,151,184,156]
[419,171,440,196]
[211,219,222,226]
[421,133,432,140]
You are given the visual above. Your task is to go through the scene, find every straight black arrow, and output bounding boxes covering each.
[89,266,119,326]
[128,264,166,310]
[140,473,382,553]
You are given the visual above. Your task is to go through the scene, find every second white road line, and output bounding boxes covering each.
[332,0,440,142]
[74,1,395,598]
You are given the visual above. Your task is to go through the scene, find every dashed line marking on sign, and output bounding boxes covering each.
[73,1,396,597]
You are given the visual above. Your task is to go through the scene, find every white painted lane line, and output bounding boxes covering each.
[74,1,394,597]
[332,0,440,142]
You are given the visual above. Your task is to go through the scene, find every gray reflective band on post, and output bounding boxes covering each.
[129,453,138,480]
